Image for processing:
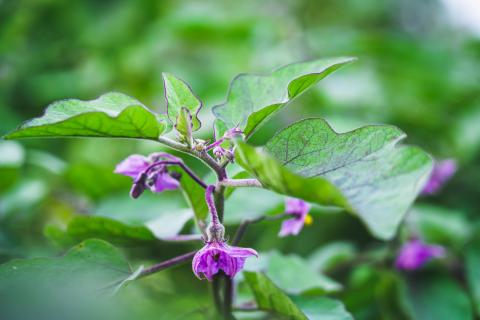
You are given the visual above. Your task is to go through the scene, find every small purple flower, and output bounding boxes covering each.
[395,239,445,271]
[278,198,312,237]
[192,239,258,281]
[422,159,457,195]
[115,153,180,198]
[224,127,243,139]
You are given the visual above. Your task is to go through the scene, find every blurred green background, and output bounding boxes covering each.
[1,0,480,319]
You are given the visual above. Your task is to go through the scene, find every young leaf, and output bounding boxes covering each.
[4,92,167,140]
[163,72,202,131]
[175,107,194,145]
[244,271,308,319]
[212,57,356,138]
[244,272,351,319]
[235,118,433,240]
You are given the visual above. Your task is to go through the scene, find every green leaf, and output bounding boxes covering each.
[399,274,473,320]
[175,107,194,143]
[179,170,209,226]
[244,272,349,320]
[163,72,202,131]
[65,216,156,245]
[308,241,357,272]
[244,271,308,319]
[411,205,473,250]
[465,241,480,316]
[291,296,354,320]
[0,239,136,295]
[4,92,167,140]
[265,252,341,294]
[236,118,433,239]
[212,57,355,138]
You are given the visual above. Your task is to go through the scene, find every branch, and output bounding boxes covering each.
[138,251,196,279]
[217,179,262,188]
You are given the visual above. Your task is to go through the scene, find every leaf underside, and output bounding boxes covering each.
[236,118,433,239]
[212,57,356,138]
[4,92,166,140]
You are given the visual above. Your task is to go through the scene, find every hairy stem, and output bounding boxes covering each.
[223,275,234,319]
[217,178,262,188]
[138,251,196,279]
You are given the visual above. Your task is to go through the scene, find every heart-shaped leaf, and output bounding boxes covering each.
[163,73,202,132]
[212,57,355,138]
[235,118,433,239]
[4,92,167,140]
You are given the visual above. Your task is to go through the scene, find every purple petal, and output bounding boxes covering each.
[285,198,310,216]
[278,217,305,237]
[395,239,445,271]
[422,159,457,195]
[149,172,180,193]
[114,155,150,179]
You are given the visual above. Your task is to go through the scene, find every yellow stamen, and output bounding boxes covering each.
[304,214,313,226]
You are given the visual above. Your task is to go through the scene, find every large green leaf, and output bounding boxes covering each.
[236,118,433,239]
[244,272,350,319]
[308,241,357,272]
[4,92,167,140]
[0,239,137,295]
[163,73,202,132]
[399,274,473,320]
[212,57,355,138]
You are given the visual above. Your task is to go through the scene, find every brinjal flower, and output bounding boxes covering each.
[278,198,312,237]
[192,236,258,281]
[395,239,445,271]
[422,159,457,195]
[192,185,257,281]
[115,153,180,198]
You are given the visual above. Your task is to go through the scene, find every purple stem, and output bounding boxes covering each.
[205,138,225,151]
[206,185,220,226]
[146,160,207,189]
[138,251,197,279]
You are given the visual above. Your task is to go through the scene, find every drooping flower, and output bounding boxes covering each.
[422,159,457,195]
[114,153,180,198]
[192,185,257,281]
[278,198,312,237]
[192,238,258,281]
[395,239,445,271]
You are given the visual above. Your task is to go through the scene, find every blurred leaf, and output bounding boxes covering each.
[179,171,209,226]
[266,252,341,294]
[163,72,202,131]
[291,296,354,320]
[0,239,135,295]
[465,241,480,317]
[4,93,167,140]
[212,57,356,138]
[308,241,357,272]
[66,216,156,245]
[411,205,473,249]
[0,180,48,218]
[399,274,473,320]
[236,118,433,239]
[144,208,193,239]
[244,271,308,319]
[0,141,25,167]
[244,272,349,319]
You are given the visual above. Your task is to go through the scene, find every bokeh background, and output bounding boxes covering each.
[1,0,480,319]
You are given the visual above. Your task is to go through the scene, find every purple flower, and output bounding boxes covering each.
[278,198,312,237]
[192,239,258,281]
[422,159,457,195]
[395,239,445,271]
[224,127,243,139]
[115,153,180,198]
